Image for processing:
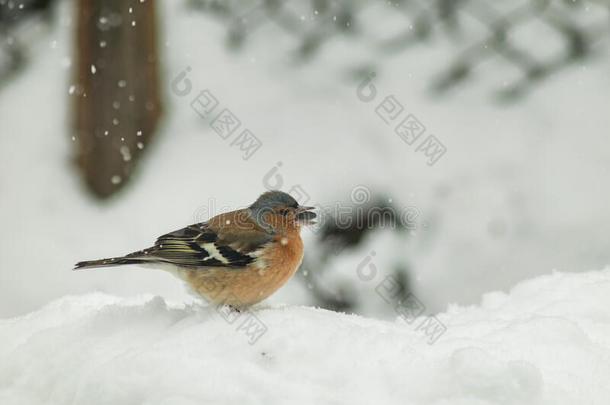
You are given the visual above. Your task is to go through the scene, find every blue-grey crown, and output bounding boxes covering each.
[250,191,299,210]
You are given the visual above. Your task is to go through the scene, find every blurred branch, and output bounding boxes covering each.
[187,0,610,101]
[0,0,55,88]
[300,196,413,313]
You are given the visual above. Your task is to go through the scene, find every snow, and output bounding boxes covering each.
[1,269,610,405]
[1,10,610,404]
[1,2,609,402]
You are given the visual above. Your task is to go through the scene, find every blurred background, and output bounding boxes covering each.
[1,0,609,319]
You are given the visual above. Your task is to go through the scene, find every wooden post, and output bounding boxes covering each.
[73,0,162,198]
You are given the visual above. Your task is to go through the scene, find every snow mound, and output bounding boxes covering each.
[1,269,610,405]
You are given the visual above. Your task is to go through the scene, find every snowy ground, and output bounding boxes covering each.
[1,269,609,405]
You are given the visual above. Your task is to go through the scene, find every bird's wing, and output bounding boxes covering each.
[127,219,273,269]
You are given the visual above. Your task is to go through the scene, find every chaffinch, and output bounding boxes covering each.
[75,191,316,308]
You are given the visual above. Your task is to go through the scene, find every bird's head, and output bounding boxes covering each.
[249,190,316,233]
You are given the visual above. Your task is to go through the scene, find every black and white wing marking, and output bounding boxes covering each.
[127,223,271,269]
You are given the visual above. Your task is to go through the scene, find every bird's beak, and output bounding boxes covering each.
[296,206,316,225]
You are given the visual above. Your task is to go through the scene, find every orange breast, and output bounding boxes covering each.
[180,232,304,308]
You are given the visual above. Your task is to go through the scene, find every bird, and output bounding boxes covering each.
[74,190,316,309]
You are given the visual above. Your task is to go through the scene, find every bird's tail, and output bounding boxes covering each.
[73,256,148,270]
